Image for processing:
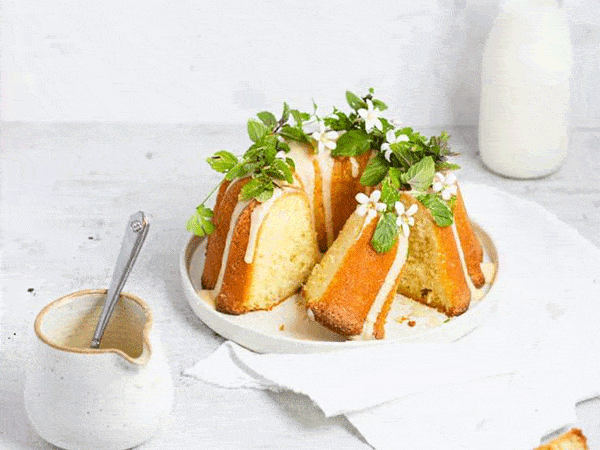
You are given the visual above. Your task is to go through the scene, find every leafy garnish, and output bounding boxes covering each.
[416,194,454,227]
[186,205,215,237]
[371,212,398,253]
[332,129,371,157]
[399,156,435,192]
[360,154,389,186]
[206,151,238,173]
[188,89,461,239]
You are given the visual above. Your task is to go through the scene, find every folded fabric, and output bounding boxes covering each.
[184,183,600,449]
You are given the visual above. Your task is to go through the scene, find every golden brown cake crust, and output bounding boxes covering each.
[534,428,588,450]
[309,218,400,336]
[330,152,372,243]
[201,178,249,290]
[214,199,258,315]
[454,187,485,288]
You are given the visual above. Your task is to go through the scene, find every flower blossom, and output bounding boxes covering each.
[381,130,410,161]
[357,100,383,133]
[356,190,386,220]
[432,172,458,201]
[395,201,418,237]
[311,122,339,153]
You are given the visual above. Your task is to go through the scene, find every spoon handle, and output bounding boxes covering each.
[90,212,150,349]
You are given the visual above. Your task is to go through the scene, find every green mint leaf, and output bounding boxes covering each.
[240,177,273,202]
[186,205,215,237]
[435,162,461,172]
[281,102,290,123]
[279,124,309,143]
[276,139,290,153]
[371,212,399,253]
[371,99,388,111]
[255,187,274,203]
[324,108,352,131]
[272,159,294,184]
[388,168,403,188]
[380,175,400,207]
[257,111,277,128]
[400,156,435,191]
[285,157,295,171]
[290,109,310,125]
[206,151,238,173]
[345,91,367,110]
[332,129,371,157]
[390,142,417,168]
[360,154,389,186]
[416,193,454,227]
[226,160,249,180]
[247,119,269,142]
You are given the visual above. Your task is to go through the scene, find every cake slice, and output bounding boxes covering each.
[304,204,409,339]
[204,182,320,314]
[395,192,472,317]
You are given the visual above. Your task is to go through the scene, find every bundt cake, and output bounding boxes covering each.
[187,89,492,338]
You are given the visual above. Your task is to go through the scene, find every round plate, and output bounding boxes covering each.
[180,223,500,353]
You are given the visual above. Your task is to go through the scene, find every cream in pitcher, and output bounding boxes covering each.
[24,289,174,450]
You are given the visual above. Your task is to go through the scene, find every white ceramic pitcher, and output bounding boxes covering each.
[24,289,174,450]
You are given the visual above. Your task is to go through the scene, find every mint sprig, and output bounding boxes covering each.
[416,194,454,227]
[371,212,398,253]
[206,151,238,173]
[188,90,461,239]
[332,129,371,157]
[186,205,215,237]
[399,156,435,192]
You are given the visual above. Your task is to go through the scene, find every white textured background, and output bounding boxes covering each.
[2,0,599,127]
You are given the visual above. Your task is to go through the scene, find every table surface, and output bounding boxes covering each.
[1,122,599,449]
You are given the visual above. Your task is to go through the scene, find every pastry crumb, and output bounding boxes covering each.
[408,320,416,327]
[279,324,285,331]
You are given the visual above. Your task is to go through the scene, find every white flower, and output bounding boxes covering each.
[356,190,386,220]
[432,172,458,201]
[357,99,383,133]
[275,150,286,160]
[381,130,410,161]
[302,118,320,135]
[395,201,418,237]
[311,122,339,153]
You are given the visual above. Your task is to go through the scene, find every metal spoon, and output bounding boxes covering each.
[90,211,150,349]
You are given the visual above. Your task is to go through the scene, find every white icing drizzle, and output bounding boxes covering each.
[349,157,359,178]
[244,188,285,264]
[351,233,410,341]
[450,222,485,302]
[288,141,316,216]
[214,199,250,293]
[316,149,335,247]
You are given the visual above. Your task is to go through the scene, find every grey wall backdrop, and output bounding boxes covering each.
[2,0,599,128]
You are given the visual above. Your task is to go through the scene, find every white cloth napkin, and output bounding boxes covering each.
[184,183,600,449]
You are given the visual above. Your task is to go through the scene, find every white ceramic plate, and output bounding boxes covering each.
[180,223,500,353]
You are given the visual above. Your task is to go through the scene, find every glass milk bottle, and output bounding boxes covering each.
[479,0,572,178]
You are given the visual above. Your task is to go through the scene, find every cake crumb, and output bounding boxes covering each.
[396,316,409,324]
[279,324,285,331]
[408,320,416,327]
